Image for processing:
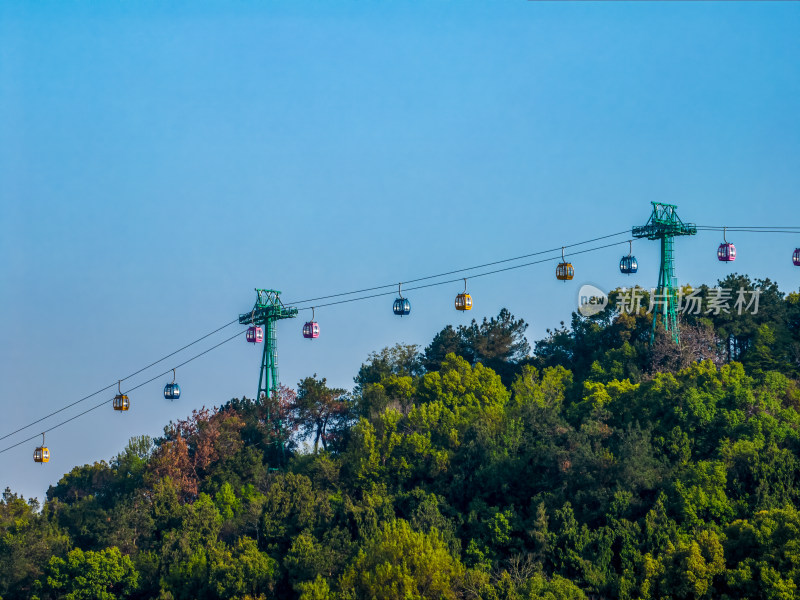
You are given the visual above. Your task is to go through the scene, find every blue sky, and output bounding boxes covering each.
[2,1,799,500]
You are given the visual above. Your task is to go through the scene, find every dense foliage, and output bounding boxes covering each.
[3,274,800,599]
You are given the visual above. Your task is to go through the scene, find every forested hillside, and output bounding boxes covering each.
[3,273,800,600]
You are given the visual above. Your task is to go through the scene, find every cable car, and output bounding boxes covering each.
[164,369,180,400]
[393,283,411,316]
[33,433,49,464]
[455,278,472,311]
[717,244,736,261]
[556,247,574,281]
[793,248,800,266]
[717,227,736,262]
[303,307,320,339]
[113,380,130,411]
[246,326,263,343]
[620,240,638,274]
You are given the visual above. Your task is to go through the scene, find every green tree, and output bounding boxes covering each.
[158,493,224,600]
[423,309,530,385]
[354,343,423,390]
[208,536,277,599]
[422,325,472,373]
[36,546,138,600]
[354,344,423,418]
[724,506,800,599]
[298,575,334,600]
[292,375,349,452]
[0,489,69,599]
[656,530,724,600]
[702,275,787,365]
[284,531,345,590]
[339,519,464,600]
[259,472,331,554]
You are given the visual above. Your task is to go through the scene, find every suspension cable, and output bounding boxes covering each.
[4,224,799,451]
[0,328,244,455]
[0,318,240,442]
[285,229,631,305]
[0,238,629,449]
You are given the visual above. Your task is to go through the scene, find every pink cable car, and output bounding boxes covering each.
[717,227,736,262]
[717,243,736,262]
[246,326,263,343]
[793,248,800,266]
[303,308,320,339]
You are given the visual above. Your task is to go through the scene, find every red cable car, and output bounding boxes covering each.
[717,227,736,262]
[303,308,320,339]
[246,326,263,343]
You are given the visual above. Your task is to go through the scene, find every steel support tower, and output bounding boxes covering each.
[239,289,298,402]
[632,203,696,345]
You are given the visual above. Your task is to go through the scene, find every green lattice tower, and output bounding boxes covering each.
[238,288,298,406]
[632,203,696,345]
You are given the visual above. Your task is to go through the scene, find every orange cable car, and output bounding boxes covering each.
[455,278,473,311]
[113,380,130,411]
[556,246,574,281]
[33,433,50,464]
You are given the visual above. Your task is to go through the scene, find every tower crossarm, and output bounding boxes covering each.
[239,305,299,326]
[632,202,697,240]
[632,222,697,240]
[631,202,697,240]
[239,288,298,325]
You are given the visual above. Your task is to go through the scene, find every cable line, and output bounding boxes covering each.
[3,228,630,443]
[286,229,631,305]
[0,318,239,442]
[286,226,800,309]
[0,328,244,456]
[696,227,800,234]
[696,225,800,230]
[4,223,799,454]
[1,238,628,451]
[305,240,629,310]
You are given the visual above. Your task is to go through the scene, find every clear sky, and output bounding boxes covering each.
[2,1,799,500]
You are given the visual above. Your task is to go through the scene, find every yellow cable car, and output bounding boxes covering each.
[34,433,50,464]
[556,246,574,281]
[113,380,130,411]
[455,278,473,311]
